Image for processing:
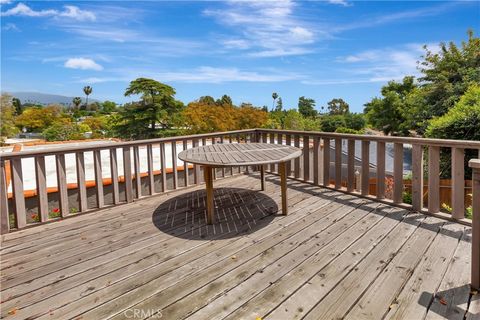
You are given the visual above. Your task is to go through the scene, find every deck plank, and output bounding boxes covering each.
[344,219,461,320]
[383,223,466,320]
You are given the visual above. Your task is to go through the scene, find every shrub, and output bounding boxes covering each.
[320,115,346,132]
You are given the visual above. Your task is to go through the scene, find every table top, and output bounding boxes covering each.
[178,143,302,167]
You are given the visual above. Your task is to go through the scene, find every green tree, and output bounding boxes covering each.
[15,105,70,132]
[101,101,117,113]
[425,84,480,178]
[412,30,480,133]
[83,86,93,109]
[283,109,304,130]
[198,96,216,105]
[327,98,349,115]
[118,78,183,139]
[426,83,480,141]
[0,94,19,140]
[344,113,366,131]
[216,94,233,106]
[298,96,317,118]
[320,115,346,132]
[12,97,22,115]
[364,76,416,135]
[275,97,283,112]
[72,97,82,110]
[272,92,278,111]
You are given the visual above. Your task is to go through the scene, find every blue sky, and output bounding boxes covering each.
[1,1,479,112]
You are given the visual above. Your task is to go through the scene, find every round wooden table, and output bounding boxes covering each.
[178,143,302,224]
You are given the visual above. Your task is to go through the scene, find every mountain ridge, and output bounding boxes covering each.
[2,91,102,105]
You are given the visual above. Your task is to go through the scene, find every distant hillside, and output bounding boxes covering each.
[3,91,101,105]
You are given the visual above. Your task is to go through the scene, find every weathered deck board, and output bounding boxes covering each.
[0,174,473,320]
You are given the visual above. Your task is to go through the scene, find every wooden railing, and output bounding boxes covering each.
[0,129,257,234]
[256,129,480,223]
[1,128,479,234]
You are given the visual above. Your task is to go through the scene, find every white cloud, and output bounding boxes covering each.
[57,5,96,21]
[2,23,20,31]
[155,66,301,83]
[333,43,441,83]
[1,3,57,17]
[0,0,12,4]
[77,66,302,84]
[327,0,351,7]
[1,3,95,21]
[204,0,317,57]
[64,58,103,71]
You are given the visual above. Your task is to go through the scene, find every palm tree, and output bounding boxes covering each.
[83,86,93,109]
[272,92,278,112]
[72,97,82,110]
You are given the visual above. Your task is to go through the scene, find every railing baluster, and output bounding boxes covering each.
[452,147,465,219]
[286,134,292,177]
[270,133,275,173]
[347,140,355,192]
[361,140,370,196]
[183,140,189,186]
[133,146,142,198]
[11,158,26,228]
[323,138,330,187]
[428,146,440,213]
[228,136,233,176]
[220,136,225,178]
[236,134,241,173]
[147,144,155,194]
[335,138,342,189]
[212,138,218,179]
[93,150,104,208]
[412,144,424,211]
[313,136,321,186]
[376,141,386,199]
[294,135,300,179]
[160,142,167,192]
[393,143,404,204]
[304,135,310,182]
[123,147,133,203]
[172,141,178,189]
[110,148,120,205]
[56,154,69,216]
[193,139,200,183]
[76,152,88,212]
[35,156,49,222]
[0,160,10,233]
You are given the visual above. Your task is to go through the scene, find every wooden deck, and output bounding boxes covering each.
[1,173,478,320]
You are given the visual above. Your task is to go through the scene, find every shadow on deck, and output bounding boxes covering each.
[0,173,477,320]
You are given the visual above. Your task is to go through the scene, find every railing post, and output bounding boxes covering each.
[469,159,480,290]
[0,159,10,234]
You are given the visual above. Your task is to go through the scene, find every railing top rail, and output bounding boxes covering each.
[256,129,480,148]
[2,128,479,160]
[0,129,256,160]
